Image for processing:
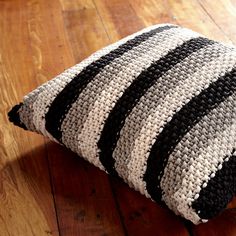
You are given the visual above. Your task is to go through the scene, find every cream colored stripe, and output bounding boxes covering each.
[77,28,201,170]
[61,26,179,154]
[31,24,170,140]
[113,42,224,182]
[161,95,236,211]
[161,92,236,215]
[173,118,236,224]
[127,46,236,198]
[19,87,44,132]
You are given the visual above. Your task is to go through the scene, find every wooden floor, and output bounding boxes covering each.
[1,0,236,235]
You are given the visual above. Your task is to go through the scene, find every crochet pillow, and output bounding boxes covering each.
[8,24,236,224]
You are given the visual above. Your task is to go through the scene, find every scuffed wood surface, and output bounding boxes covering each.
[1,0,236,235]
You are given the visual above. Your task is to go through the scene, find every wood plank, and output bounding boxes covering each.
[48,0,126,235]
[92,1,190,235]
[163,2,236,234]
[26,0,75,82]
[198,0,236,44]
[60,0,94,11]
[62,6,110,62]
[128,0,230,43]
[47,142,125,236]
[94,0,236,235]
[0,0,61,235]
[165,0,231,43]
[128,0,177,26]
[111,178,189,236]
[2,0,236,235]
[192,209,236,236]
[93,0,145,42]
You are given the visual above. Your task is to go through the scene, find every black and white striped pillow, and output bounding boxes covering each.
[8,24,236,224]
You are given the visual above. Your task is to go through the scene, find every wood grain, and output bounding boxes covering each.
[46,142,125,236]
[1,0,236,235]
[0,0,61,235]
[62,3,110,62]
[49,1,125,235]
[93,0,145,41]
[198,0,236,44]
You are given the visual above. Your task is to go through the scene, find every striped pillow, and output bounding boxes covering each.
[8,24,236,224]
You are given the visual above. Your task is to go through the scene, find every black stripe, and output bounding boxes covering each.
[143,68,236,203]
[8,103,27,130]
[192,149,236,220]
[97,37,214,176]
[45,25,176,141]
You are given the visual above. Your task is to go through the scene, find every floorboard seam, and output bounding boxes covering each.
[45,140,62,236]
[92,0,112,42]
[109,178,129,236]
[197,0,233,44]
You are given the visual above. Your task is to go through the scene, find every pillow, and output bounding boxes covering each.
[8,23,236,224]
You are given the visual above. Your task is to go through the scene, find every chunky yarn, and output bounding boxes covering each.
[8,24,236,224]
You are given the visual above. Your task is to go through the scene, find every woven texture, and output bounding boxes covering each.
[8,24,236,224]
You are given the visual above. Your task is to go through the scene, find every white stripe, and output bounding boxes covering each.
[31,24,172,140]
[19,86,44,131]
[127,46,236,198]
[61,25,179,154]
[113,43,224,182]
[173,118,236,224]
[161,94,236,214]
[76,28,201,170]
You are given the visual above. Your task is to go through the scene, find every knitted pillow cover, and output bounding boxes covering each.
[8,24,236,224]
